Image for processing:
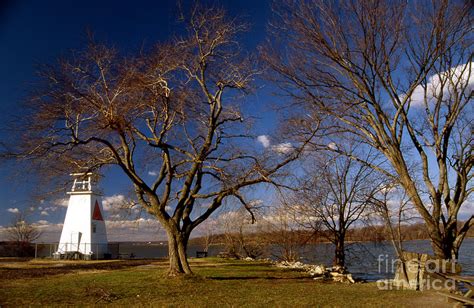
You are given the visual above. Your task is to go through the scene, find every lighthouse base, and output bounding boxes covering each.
[53,251,93,260]
[54,242,109,260]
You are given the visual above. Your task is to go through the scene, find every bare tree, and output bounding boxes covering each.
[262,204,313,262]
[7,210,42,257]
[217,207,266,259]
[194,219,217,253]
[368,183,419,284]
[369,183,420,260]
[264,0,473,259]
[9,6,314,275]
[293,149,382,268]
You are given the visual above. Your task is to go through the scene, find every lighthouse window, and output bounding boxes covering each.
[92,223,97,233]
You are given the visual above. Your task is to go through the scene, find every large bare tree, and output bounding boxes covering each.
[264,0,473,260]
[12,7,314,275]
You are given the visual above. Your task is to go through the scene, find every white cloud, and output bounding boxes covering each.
[44,206,59,212]
[104,218,165,241]
[249,199,263,207]
[54,198,69,207]
[272,142,293,154]
[458,200,474,220]
[257,135,271,148]
[327,142,338,150]
[40,210,49,216]
[148,170,158,176]
[7,208,19,214]
[218,210,243,221]
[261,204,317,226]
[408,62,473,107]
[0,216,167,242]
[102,194,127,211]
[30,222,64,242]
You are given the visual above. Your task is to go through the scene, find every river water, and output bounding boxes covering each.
[113,237,474,281]
[299,238,474,280]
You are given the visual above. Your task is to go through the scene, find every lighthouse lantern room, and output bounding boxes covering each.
[55,173,108,259]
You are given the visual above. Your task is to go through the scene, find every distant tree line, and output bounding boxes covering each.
[191,221,474,263]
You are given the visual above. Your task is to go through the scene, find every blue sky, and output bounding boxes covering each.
[0,0,282,240]
[0,1,471,242]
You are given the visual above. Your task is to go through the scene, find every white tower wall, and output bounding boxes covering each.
[56,174,108,258]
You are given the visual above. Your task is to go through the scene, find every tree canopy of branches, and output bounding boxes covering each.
[13,6,313,275]
[258,202,313,262]
[7,211,42,244]
[292,149,382,267]
[217,208,267,259]
[264,0,473,260]
[369,183,418,260]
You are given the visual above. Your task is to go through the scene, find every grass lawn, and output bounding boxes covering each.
[0,257,448,307]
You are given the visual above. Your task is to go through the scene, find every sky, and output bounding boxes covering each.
[0,1,471,243]
[0,0,282,241]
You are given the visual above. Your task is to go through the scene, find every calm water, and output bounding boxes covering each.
[113,238,474,281]
[299,238,474,280]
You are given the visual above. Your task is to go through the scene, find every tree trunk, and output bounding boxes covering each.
[177,232,192,274]
[334,235,345,268]
[166,228,192,276]
[427,223,458,260]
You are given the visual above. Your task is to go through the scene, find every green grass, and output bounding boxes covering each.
[0,258,446,307]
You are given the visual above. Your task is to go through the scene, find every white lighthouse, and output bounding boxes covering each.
[56,173,108,259]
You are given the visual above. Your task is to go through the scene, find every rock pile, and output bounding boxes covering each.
[275,261,356,283]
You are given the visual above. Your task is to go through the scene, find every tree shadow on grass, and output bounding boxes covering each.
[208,276,313,281]
[214,262,271,267]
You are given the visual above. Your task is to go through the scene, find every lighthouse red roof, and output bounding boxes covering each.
[92,200,104,221]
